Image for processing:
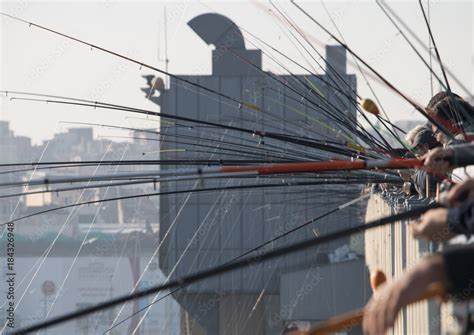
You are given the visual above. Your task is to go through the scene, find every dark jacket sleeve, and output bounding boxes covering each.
[451,143,474,167]
[447,201,474,238]
[411,170,439,197]
[443,244,474,299]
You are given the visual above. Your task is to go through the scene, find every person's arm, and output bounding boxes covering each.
[424,144,474,174]
[363,255,447,335]
[363,245,474,335]
[451,143,474,167]
[447,201,474,238]
[410,208,456,242]
[410,179,474,242]
[443,244,474,300]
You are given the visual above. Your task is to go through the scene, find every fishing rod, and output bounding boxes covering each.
[267,1,406,154]
[0,171,302,200]
[0,157,422,189]
[63,120,348,162]
[4,90,365,157]
[0,159,299,177]
[218,36,393,153]
[375,1,467,131]
[104,192,372,333]
[375,0,446,91]
[166,71,382,155]
[163,80,342,146]
[235,37,405,156]
[294,283,444,335]
[0,180,156,200]
[266,2,393,151]
[321,0,391,126]
[103,132,309,163]
[243,0,397,92]
[290,1,454,139]
[241,22,407,148]
[0,10,390,156]
[106,134,337,164]
[217,45,394,154]
[0,13,262,119]
[0,159,293,168]
[108,127,361,163]
[417,0,467,132]
[14,200,441,334]
[216,43,387,152]
[0,180,377,228]
[320,0,408,151]
[10,96,364,157]
[32,114,344,165]
[374,1,472,98]
[0,13,364,149]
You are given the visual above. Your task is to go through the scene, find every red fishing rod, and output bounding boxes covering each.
[220,158,423,175]
[0,158,420,189]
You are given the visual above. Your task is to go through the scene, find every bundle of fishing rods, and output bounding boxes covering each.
[0,0,472,334]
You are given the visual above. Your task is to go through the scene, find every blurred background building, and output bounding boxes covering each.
[142,13,369,335]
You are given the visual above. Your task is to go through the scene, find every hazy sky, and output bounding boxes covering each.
[0,0,473,144]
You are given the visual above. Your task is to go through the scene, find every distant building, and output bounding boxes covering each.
[0,120,33,163]
[0,122,173,334]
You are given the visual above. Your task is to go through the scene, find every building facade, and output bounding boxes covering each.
[142,13,368,334]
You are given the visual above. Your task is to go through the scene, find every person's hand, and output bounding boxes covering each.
[423,147,454,174]
[447,179,474,206]
[363,276,405,335]
[363,255,446,335]
[410,208,455,242]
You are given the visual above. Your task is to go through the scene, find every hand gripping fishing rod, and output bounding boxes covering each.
[13,200,441,334]
[292,283,444,335]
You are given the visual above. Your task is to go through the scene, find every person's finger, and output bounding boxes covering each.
[410,223,423,238]
[447,184,462,202]
[448,183,469,203]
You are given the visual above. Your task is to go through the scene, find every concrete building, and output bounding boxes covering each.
[142,13,369,334]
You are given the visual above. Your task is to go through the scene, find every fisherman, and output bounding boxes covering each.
[363,177,474,335]
[363,95,474,334]
[402,125,442,197]
[424,93,474,181]
[427,91,474,145]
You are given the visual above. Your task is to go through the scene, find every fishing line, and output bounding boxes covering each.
[290,1,454,140]
[14,201,441,334]
[104,192,371,333]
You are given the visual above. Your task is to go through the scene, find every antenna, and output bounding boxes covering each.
[157,6,170,88]
[427,0,433,96]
